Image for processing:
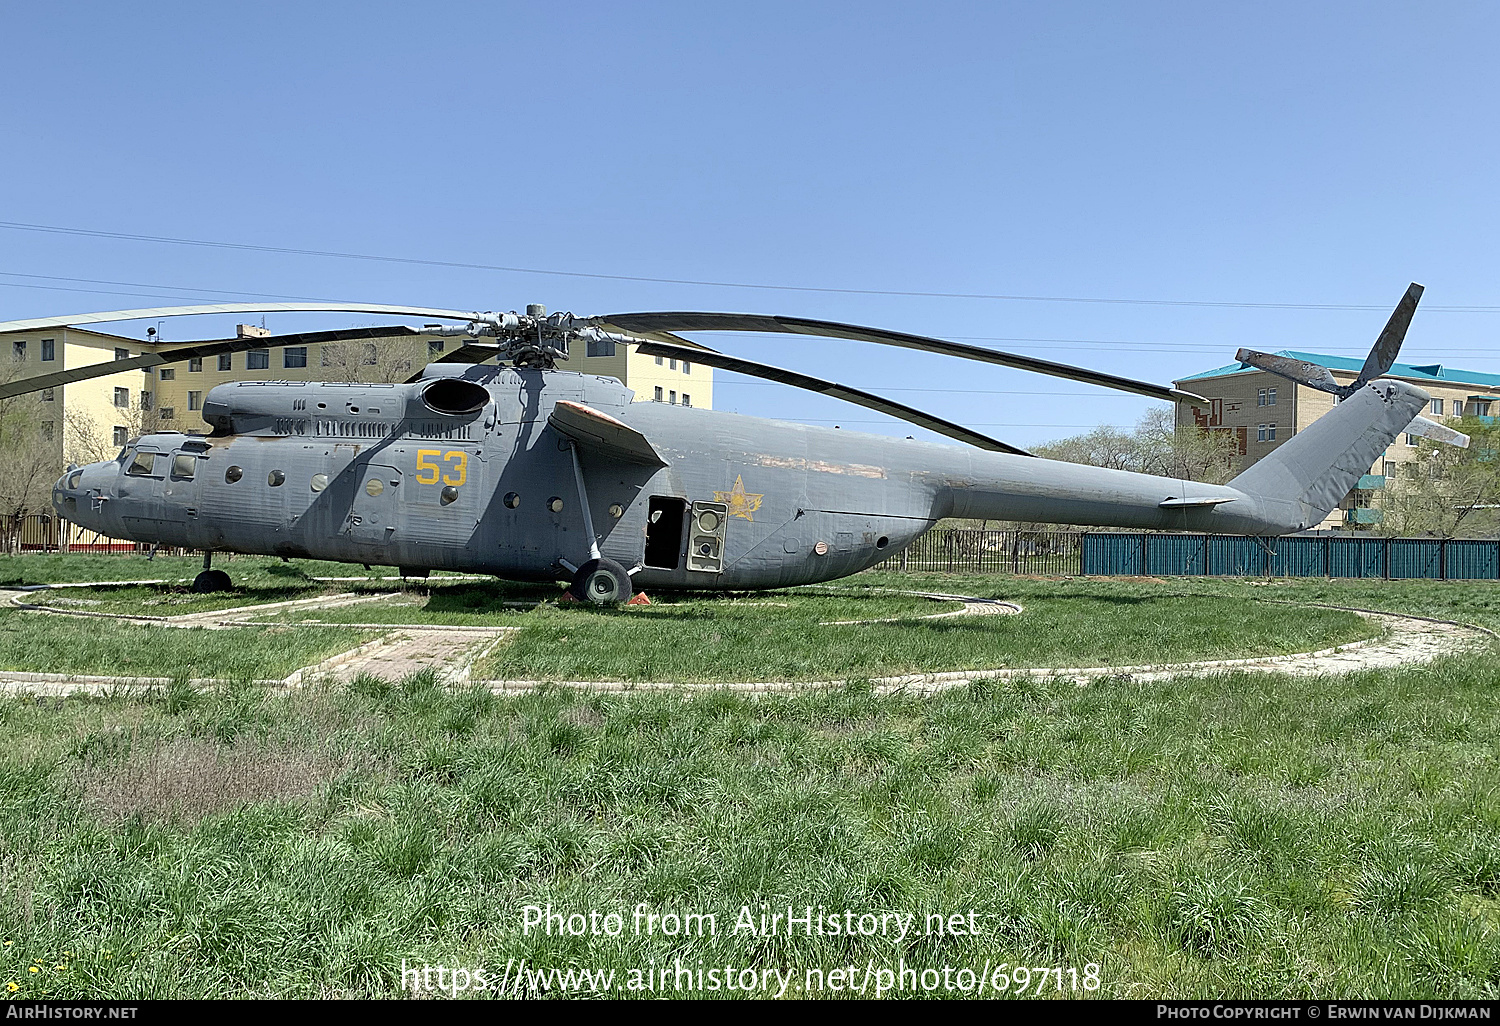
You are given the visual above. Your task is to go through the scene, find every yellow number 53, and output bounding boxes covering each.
[416,449,468,487]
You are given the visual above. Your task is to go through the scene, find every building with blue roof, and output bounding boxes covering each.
[1175,352,1498,528]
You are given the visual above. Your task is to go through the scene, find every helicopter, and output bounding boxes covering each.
[0,285,1464,604]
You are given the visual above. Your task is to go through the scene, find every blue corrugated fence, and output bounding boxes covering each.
[1080,533,1500,579]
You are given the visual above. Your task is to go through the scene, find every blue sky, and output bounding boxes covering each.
[3,1,1498,447]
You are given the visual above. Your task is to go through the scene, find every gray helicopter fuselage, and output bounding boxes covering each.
[50,364,1316,590]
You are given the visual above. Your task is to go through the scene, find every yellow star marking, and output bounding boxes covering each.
[713,475,764,521]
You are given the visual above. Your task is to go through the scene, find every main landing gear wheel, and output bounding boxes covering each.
[191,569,233,593]
[570,557,632,606]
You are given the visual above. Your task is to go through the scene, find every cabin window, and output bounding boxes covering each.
[364,478,384,497]
[310,473,328,492]
[644,496,687,569]
[225,465,243,483]
[548,497,564,513]
[268,470,286,487]
[126,452,157,476]
[503,492,521,509]
[440,485,459,505]
[171,454,197,479]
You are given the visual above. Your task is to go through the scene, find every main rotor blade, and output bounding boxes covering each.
[598,312,1206,404]
[634,340,1034,456]
[0,325,418,402]
[1355,282,1423,388]
[0,302,483,334]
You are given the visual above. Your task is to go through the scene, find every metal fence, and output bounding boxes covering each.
[0,514,166,555]
[1080,532,1500,580]
[878,529,1083,575]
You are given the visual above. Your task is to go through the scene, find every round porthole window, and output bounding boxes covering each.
[504,492,521,509]
[440,485,459,505]
[608,503,625,519]
[225,466,243,483]
[876,536,889,549]
[267,470,285,487]
[310,474,328,492]
[548,497,564,513]
[697,510,721,532]
[365,478,384,497]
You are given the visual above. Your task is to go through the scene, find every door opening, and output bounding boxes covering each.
[644,496,687,569]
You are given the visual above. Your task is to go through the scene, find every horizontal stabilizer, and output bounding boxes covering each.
[1405,415,1470,448]
[1234,349,1344,394]
[1158,496,1238,508]
[548,401,668,467]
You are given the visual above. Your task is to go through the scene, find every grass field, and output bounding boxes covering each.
[0,556,1496,999]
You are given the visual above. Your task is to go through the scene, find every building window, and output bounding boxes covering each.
[160,407,175,421]
[669,358,678,371]
[11,340,24,360]
[140,391,152,410]
[669,390,677,404]
[247,349,270,370]
[654,386,663,402]
[1257,388,1266,406]
[1406,434,1419,446]
[362,343,378,366]
[1267,423,1277,441]
[188,357,203,372]
[654,356,663,366]
[159,367,175,380]
[40,338,54,362]
[683,393,691,407]
[114,347,130,361]
[113,426,128,447]
[1383,461,1396,478]
[218,353,232,371]
[187,391,202,411]
[39,422,52,441]
[1256,424,1267,442]
[1476,401,1493,417]
[284,347,308,369]
[586,338,615,357]
[683,361,691,374]
[41,388,53,402]
[1267,387,1276,405]
[114,387,129,408]
[428,340,445,356]
[1431,398,1444,415]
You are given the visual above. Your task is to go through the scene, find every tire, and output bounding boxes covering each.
[191,569,233,593]
[570,557,632,606]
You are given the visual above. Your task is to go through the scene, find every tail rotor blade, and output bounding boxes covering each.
[1355,283,1423,387]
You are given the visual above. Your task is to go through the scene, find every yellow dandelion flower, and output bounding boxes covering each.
[28,966,38,974]
[2,941,10,946]
[5,983,17,993]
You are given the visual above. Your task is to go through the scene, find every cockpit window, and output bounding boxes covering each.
[126,452,158,476]
[171,454,197,479]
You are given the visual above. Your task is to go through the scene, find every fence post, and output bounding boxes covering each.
[1440,538,1447,580]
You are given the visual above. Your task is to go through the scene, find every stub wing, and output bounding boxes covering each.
[548,401,669,467]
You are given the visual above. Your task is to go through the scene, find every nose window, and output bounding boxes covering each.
[65,471,82,490]
[126,452,157,476]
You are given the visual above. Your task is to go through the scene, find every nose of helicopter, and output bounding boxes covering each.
[51,460,119,532]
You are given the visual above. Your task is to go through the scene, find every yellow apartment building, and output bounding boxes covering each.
[0,323,713,458]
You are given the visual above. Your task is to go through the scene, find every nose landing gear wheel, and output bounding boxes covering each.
[569,557,632,606]
[191,569,233,593]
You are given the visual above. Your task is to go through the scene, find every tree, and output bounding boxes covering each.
[317,337,430,384]
[0,363,64,547]
[1033,406,1240,484]
[1375,418,1500,537]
